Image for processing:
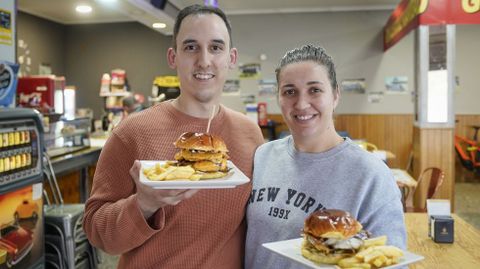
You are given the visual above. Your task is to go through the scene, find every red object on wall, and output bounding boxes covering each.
[384,0,480,51]
[258,102,268,126]
[16,76,65,114]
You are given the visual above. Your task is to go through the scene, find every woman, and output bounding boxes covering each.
[245,45,406,268]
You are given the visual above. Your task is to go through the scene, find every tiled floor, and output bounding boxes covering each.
[97,250,119,269]
[455,182,480,230]
[96,174,480,269]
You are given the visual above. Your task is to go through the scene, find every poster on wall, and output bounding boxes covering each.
[0,9,12,45]
[258,79,277,97]
[0,0,15,63]
[223,79,240,95]
[368,91,384,103]
[385,76,408,94]
[239,63,261,79]
[341,78,366,94]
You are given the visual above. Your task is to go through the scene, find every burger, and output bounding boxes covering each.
[174,132,229,179]
[301,209,369,264]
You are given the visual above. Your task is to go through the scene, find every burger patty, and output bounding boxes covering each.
[174,149,228,163]
[193,160,227,172]
[176,159,227,172]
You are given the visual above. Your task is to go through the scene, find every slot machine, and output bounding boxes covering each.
[0,108,44,269]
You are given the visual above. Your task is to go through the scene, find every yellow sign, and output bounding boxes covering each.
[0,9,12,45]
[463,0,480,13]
[153,76,180,87]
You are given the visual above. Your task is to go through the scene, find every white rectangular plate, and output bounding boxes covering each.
[139,160,249,189]
[263,238,424,269]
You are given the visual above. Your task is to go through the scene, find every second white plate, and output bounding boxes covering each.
[139,160,250,189]
[263,238,424,269]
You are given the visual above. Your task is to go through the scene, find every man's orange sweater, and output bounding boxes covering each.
[83,101,264,268]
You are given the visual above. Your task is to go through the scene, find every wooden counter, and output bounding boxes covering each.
[44,147,101,203]
[406,213,480,268]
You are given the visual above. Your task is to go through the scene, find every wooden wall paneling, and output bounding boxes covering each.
[385,115,414,169]
[269,114,415,169]
[335,114,414,168]
[413,127,455,210]
[365,115,386,149]
[455,115,480,141]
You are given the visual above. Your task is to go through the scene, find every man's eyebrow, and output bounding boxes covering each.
[182,39,197,45]
[281,84,295,89]
[212,39,226,45]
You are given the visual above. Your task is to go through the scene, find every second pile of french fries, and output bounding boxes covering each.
[337,236,404,269]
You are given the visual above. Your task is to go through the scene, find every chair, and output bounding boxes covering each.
[404,167,445,212]
[353,141,378,152]
[364,142,378,152]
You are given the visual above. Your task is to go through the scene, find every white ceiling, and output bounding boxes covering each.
[18,0,400,35]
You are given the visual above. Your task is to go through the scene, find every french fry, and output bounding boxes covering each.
[356,247,375,259]
[189,174,202,181]
[384,257,393,266]
[149,166,176,181]
[374,246,403,258]
[338,257,371,269]
[338,257,361,268]
[372,255,387,267]
[337,236,404,269]
[154,163,165,174]
[363,235,387,248]
[144,163,209,181]
[363,250,384,263]
[165,166,195,180]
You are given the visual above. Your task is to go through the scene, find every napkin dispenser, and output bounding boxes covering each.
[427,199,454,243]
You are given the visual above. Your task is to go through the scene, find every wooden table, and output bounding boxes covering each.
[405,213,480,268]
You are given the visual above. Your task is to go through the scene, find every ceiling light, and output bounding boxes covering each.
[152,23,167,29]
[76,5,92,13]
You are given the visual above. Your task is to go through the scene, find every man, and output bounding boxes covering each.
[83,5,264,269]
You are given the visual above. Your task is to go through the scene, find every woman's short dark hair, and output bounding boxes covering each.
[172,4,233,50]
[275,44,338,92]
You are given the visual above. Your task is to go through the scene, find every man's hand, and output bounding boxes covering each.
[130,161,199,218]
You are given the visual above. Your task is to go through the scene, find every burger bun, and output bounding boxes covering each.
[174,132,228,153]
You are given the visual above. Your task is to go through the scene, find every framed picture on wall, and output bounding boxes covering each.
[223,79,240,95]
[341,78,366,94]
[385,76,408,94]
[258,79,277,97]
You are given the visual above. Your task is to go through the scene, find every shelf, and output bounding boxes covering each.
[100,92,130,97]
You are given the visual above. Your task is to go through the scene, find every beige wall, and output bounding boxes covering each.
[17,12,66,76]
[16,11,480,118]
[64,22,173,118]
[224,11,416,114]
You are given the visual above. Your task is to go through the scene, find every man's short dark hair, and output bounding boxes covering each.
[172,4,233,50]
